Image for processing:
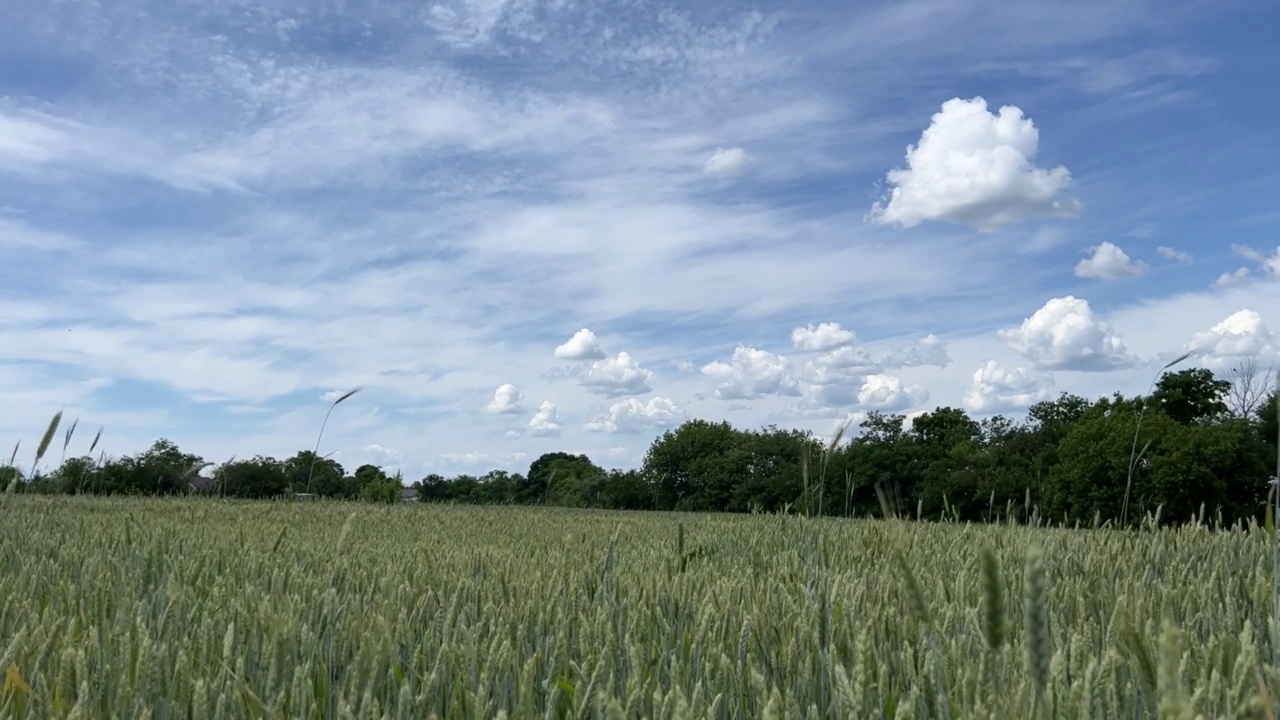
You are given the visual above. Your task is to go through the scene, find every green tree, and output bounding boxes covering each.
[600,469,654,510]
[643,420,751,511]
[352,464,389,493]
[284,451,349,497]
[137,439,207,495]
[218,456,290,499]
[359,478,400,503]
[841,412,912,518]
[524,453,603,506]
[0,465,24,492]
[1042,397,1165,525]
[1152,368,1230,425]
[906,407,982,520]
[47,456,99,494]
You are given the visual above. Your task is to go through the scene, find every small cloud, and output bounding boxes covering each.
[791,322,856,352]
[579,352,655,397]
[1215,267,1251,287]
[364,443,404,464]
[867,96,1079,232]
[1231,244,1280,277]
[1074,241,1147,280]
[1127,223,1158,239]
[1156,245,1192,264]
[882,334,951,368]
[527,401,562,437]
[703,146,746,176]
[482,383,523,414]
[999,295,1135,371]
[1021,226,1068,253]
[553,328,606,361]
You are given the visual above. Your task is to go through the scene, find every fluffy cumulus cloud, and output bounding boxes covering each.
[1182,309,1280,370]
[554,329,606,361]
[963,361,1054,412]
[703,146,746,176]
[482,383,524,414]
[791,322,856,352]
[702,347,801,400]
[584,397,685,433]
[868,97,1080,232]
[527,401,562,437]
[580,352,655,397]
[856,374,928,411]
[1074,242,1148,280]
[999,296,1135,371]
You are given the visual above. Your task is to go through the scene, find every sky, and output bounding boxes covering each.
[3,0,1279,481]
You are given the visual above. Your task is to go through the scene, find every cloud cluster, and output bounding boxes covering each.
[963,361,1054,412]
[585,397,685,433]
[702,347,802,400]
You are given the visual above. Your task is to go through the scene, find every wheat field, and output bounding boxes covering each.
[0,495,1277,719]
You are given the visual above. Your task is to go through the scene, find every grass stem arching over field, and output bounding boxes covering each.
[1,496,1279,718]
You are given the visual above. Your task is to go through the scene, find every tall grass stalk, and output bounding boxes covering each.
[304,388,361,495]
[1122,351,1192,527]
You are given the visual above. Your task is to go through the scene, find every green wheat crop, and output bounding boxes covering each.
[0,495,1278,718]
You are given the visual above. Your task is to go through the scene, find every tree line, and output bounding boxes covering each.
[4,364,1277,528]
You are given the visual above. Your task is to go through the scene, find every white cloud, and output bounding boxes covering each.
[702,346,801,400]
[963,360,1054,412]
[791,322,856,351]
[554,328,606,361]
[856,374,928,411]
[1215,268,1252,288]
[999,296,1135,371]
[1231,244,1280,278]
[363,443,404,464]
[882,334,951,368]
[1156,246,1192,264]
[527,401,562,437]
[1182,309,1280,370]
[867,97,1080,232]
[810,345,880,372]
[1074,241,1147,280]
[482,383,524,414]
[703,146,747,176]
[580,352,655,397]
[584,397,685,433]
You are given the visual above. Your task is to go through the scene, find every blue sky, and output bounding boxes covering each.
[3,0,1279,479]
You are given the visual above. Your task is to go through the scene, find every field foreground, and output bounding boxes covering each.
[1,497,1278,718]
